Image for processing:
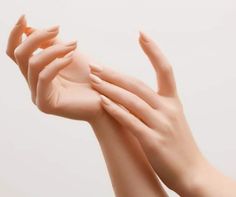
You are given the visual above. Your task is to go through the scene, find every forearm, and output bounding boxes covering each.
[90,113,167,197]
[178,161,236,197]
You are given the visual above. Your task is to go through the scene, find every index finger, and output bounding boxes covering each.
[6,15,27,62]
[25,27,58,49]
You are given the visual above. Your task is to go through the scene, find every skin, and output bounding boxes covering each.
[90,32,236,196]
[6,15,167,197]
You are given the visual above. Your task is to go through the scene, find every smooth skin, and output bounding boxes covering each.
[6,15,167,197]
[90,32,236,197]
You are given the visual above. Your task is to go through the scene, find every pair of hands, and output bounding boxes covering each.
[7,15,222,196]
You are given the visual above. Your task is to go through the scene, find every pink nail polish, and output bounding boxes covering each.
[89,74,102,83]
[46,26,59,32]
[139,31,151,43]
[16,14,26,25]
[65,40,77,47]
[89,63,103,73]
[100,95,111,105]
[64,51,74,58]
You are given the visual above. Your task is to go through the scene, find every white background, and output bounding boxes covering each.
[1,0,236,196]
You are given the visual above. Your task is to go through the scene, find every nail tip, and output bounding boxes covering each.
[100,95,111,105]
[66,40,77,47]
[89,73,102,83]
[139,31,150,43]
[16,14,26,25]
[47,25,60,33]
[89,63,103,72]
[64,51,74,58]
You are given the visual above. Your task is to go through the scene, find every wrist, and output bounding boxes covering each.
[177,159,220,197]
[89,111,121,141]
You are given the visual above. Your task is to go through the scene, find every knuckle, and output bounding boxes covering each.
[162,64,173,74]
[130,98,146,111]
[14,46,23,59]
[38,72,48,83]
[163,121,174,135]
[36,101,50,114]
[6,49,12,58]
[145,133,161,152]
[36,99,57,115]
[129,77,145,89]
[28,57,39,68]
[132,101,143,110]
[29,30,46,42]
[54,58,61,65]
[124,96,135,107]
[166,107,181,121]
[38,105,51,114]
[32,30,43,37]
[107,72,121,83]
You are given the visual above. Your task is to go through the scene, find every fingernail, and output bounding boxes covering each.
[46,26,59,32]
[100,95,111,105]
[16,14,26,25]
[25,27,34,35]
[89,74,102,83]
[139,31,151,43]
[25,27,33,32]
[65,40,77,47]
[89,63,103,73]
[64,51,74,58]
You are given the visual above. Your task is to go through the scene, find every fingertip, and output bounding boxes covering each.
[139,31,151,43]
[24,27,35,36]
[16,14,26,26]
[65,40,77,47]
[89,73,102,84]
[89,63,103,73]
[54,52,74,69]
[64,51,74,58]
[46,25,60,33]
[100,95,112,106]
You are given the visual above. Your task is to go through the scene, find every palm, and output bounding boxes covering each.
[44,50,102,121]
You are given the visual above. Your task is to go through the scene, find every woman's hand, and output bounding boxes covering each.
[6,15,103,122]
[6,16,168,197]
[89,32,215,195]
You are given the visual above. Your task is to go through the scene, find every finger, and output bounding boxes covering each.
[100,95,154,142]
[6,15,27,62]
[89,64,161,109]
[90,74,158,128]
[36,53,74,112]
[25,27,35,36]
[139,31,177,97]
[14,26,59,78]
[28,41,77,103]
[25,27,57,49]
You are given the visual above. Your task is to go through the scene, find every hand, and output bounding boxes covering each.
[6,15,103,122]
[88,32,211,195]
[6,16,168,197]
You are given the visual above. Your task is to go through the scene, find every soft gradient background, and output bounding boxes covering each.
[0,0,236,196]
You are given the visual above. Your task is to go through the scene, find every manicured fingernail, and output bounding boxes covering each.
[25,27,33,32]
[64,51,74,58]
[89,63,103,73]
[89,74,102,83]
[16,14,26,25]
[100,95,111,105]
[46,26,59,32]
[139,31,151,43]
[25,27,34,36]
[65,40,77,47]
